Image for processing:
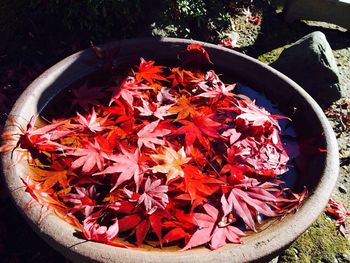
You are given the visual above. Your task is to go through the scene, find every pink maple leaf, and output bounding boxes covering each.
[222,185,277,231]
[221,128,241,145]
[95,146,145,191]
[135,99,174,120]
[63,185,97,217]
[137,120,171,150]
[156,86,176,104]
[182,204,244,250]
[83,208,119,242]
[70,140,109,174]
[76,107,108,133]
[196,70,235,98]
[226,134,289,176]
[137,177,169,214]
[110,76,151,107]
[234,98,287,131]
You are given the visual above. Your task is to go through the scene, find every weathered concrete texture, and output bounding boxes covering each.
[271,31,342,107]
[284,0,350,30]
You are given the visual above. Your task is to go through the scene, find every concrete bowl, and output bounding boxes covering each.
[1,38,339,263]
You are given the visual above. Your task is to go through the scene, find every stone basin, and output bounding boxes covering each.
[0,38,339,263]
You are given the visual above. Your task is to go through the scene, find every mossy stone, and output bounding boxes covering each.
[279,214,350,263]
[257,47,285,64]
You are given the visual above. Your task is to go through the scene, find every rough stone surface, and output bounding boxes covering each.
[284,0,350,29]
[271,31,342,107]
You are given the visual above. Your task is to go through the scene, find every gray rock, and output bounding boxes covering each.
[284,0,350,30]
[269,256,279,263]
[341,253,349,260]
[271,31,342,107]
[292,248,299,255]
[338,184,348,193]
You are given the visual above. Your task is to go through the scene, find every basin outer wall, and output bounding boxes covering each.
[1,38,339,263]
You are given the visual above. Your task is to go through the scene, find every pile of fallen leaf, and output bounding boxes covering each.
[326,199,350,236]
[1,44,306,250]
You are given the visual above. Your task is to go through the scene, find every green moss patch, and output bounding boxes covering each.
[279,214,350,263]
[257,47,285,64]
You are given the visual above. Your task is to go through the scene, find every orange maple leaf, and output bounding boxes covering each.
[169,95,197,120]
[151,147,191,183]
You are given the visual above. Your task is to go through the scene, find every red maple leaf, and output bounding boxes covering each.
[120,210,169,247]
[163,227,190,244]
[242,7,262,24]
[326,199,350,225]
[168,67,203,88]
[172,115,222,150]
[18,116,71,153]
[104,100,134,124]
[220,163,248,183]
[325,199,350,235]
[118,213,142,233]
[162,209,196,244]
[275,187,307,215]
[179,44,213,67]
[135,58,167,85]
[181,165,222,202]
